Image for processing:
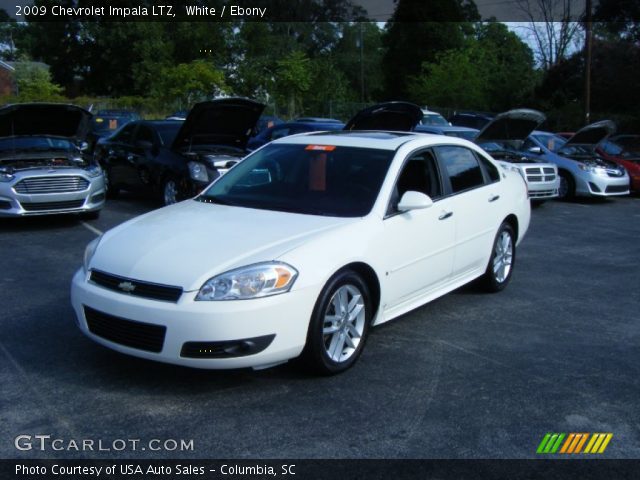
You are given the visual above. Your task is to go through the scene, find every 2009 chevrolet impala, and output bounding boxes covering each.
[71,104,530,374]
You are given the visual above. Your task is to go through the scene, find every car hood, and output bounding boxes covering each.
[475,109,546,144]
[0,103,91,139]
[344,102,423,132]
[172,98,265,152]
[90,200,356,291]
[563,120,616,146]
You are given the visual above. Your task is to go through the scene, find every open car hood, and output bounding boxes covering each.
[564,120,616,146]
[344,102,423,132]
[475,109,546,144]
[0,103,91,139]
[172,98,265,151]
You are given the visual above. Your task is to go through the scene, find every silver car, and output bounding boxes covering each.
[0,103,105,218]
[521,121,629,200]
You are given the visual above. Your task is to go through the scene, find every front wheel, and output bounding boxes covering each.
[558,171,575,201]
[103,167,119,198]
[480,222,516,293]
[302,270,372,375]
[162,177,183,206]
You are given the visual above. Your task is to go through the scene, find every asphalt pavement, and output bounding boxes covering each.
[1,194,639,459]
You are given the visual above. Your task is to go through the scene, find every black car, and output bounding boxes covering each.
[87,109,141,150]
[94,98,264,205]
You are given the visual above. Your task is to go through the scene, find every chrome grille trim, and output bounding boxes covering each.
[14,176,90,194]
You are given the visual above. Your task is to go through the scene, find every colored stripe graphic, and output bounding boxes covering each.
[538,433,613,454]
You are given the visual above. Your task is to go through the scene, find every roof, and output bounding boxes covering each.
[273,130,470,151]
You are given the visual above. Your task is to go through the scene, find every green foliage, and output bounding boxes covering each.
[12,63,64,101]
[151,60,227,110]
[274,50,312,117]
[409,23,537,112]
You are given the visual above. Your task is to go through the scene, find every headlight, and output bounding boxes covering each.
[196,262,298,301]
[188,161,209,182]
[578,163,603,174]
[0,172,14,182]
[84,164,102,178]
[83,235,103,273]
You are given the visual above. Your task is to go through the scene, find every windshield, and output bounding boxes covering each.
[602,140,640,158]
[199,143,394,217]
[557,144,595,156]
[155,123,182,146]
[92,115,135,133]
[0,136,75,152]
[421,113,449,126]
[531,133,567,152]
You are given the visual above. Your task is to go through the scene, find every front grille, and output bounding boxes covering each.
[20,199,85,211]
[14,176,89,194]
[84,306,166,353]
[527,175,543,182]
[605,185,629,193]
[543,167,555,174]
[90,270,183,303]
[529,189,557,198]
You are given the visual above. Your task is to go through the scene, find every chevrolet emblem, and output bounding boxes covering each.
[118,281,136,293]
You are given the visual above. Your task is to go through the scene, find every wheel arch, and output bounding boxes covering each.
[503,214,519,242]
[334,262,381,323]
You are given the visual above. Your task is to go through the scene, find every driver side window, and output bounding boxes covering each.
[387,149,441,216]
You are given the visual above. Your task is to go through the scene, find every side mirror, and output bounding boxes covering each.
[528,146,542,154]
[397,191,433,212]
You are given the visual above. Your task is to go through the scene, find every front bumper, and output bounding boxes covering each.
[574,171,630,197]
[527,179,560,200]
[0,172,105,217]
[71,268,317,369]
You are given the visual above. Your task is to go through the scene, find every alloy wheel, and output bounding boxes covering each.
[322,284,366,363]
[493,230,513,283]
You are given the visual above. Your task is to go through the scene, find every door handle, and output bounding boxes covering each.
[438,211,453,220]
[488,194,500,202]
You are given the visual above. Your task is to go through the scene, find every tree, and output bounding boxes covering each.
[515,0,582,70]
[274,50,312,117]
[382,0,479,100]
[13,62,63,100]
[151,60,226,110]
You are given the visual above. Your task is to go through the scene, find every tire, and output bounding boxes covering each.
[162,176,181,206]
[558,171,575,201]
[302,270,372,375]
[103,168,120,198]
[480,222,516,293]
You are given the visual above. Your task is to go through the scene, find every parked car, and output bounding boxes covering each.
[72,101,530,374]
[165,110,188,121]
[95,98,264,205]
[414,124,478,141]
[255,114,283,133]
[597,138,640,192]
[473,109,560,203]
[0,103,105,219]
[521,121,630,200]
[87,109,141,151]
[449,112,495,129]
[247,120,344,151]
[419,109,450,127]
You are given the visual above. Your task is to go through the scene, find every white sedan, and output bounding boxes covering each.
[71,130,530,374]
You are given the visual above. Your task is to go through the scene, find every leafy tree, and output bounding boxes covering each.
[13,62,63,100]
[151,60,226,110]
[274,50,312,117]
[408,44,492,110]
[382,0,479,99]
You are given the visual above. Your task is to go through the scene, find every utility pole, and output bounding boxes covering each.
[584,0,592,124]
[359,23,364,104]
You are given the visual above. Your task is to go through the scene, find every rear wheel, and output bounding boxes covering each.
[302,270,371,375]
[558,171,575,201]
[480,222,516,293]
